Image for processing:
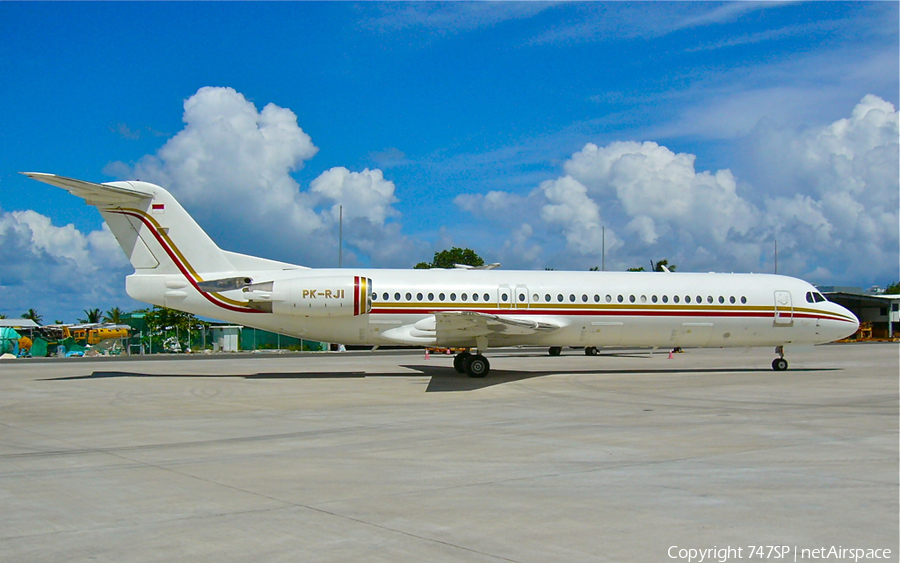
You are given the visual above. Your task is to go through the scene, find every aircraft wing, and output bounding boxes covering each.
[435,311,560,338]
[22,172,151,205]
[379,311,561,346]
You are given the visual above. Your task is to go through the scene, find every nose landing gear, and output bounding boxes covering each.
[772,346,788,371]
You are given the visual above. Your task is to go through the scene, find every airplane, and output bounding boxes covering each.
[23,172,860,377]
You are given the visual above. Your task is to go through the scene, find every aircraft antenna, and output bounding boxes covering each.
[601,226,605,271]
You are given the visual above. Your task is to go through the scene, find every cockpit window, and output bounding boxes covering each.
[807,291,828,303]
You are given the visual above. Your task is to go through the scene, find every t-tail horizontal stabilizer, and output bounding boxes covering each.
[23,172,236,276]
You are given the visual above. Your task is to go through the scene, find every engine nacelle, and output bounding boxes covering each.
[243,276,372,318]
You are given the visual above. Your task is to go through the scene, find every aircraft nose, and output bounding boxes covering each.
[830,304,859,341]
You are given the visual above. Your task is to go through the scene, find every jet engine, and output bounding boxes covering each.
[241,275,372,317]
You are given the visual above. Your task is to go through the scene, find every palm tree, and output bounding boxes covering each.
[102,307,124,324]
[21,309,42,324]
[78,308,101,324]
[653,259,677,272]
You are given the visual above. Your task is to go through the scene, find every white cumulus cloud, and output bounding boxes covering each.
[455,95,899,284]
[758,94,899,281]
[311,167,399,224]
[0,209,135,322]
[107,86,415,268]
[539,175,606,254]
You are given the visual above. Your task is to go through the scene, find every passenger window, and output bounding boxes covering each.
[741,296,747,304]
[372,292,377,301]
[651,295,658,303]
[450,293,457,301]
[707,296,713,304]
[519,293,526,302]
[461,293,468,301]
[472,293,479,302]
[662,295,669,303]
[439,293,446,301]
[394,292,401,301]
[606,294,612,303]
[428,293,434,301]
[594,294,600,302]
[617,295,624,303]
[383,292,389,301]
[673,295,680,303]
[640,295,647,303]
[484,293,490,302]
[569,294,576,302]
[417,293,423,301]
[629,295,635,303]
[501,293,508,302]
[545,294,552,302]
[582,294,588,302]
[729,296,736,304]
[405,292,412,301]
[557,294,564,302]
[685,296,692,304]
[718,296,725,304]
[696,296,702,304]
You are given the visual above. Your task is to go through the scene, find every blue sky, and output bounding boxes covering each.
[0,2,897,322]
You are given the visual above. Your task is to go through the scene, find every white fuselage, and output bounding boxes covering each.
[126,268,859,349]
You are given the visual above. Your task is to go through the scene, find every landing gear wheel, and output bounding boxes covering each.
[548,346,562,357]
[584,346,598,356]
[465,354,490,378]
[772,358,788,371]
[453,352,471,374]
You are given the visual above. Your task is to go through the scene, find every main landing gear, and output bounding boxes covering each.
[772,346,788,371]
[453,351,491,378]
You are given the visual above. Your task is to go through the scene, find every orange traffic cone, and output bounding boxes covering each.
[425,349,430,360]
[667,350,674,359]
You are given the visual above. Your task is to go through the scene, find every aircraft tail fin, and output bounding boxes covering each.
[23,173,235,276]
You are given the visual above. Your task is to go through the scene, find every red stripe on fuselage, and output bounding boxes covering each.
[112,209,263,314]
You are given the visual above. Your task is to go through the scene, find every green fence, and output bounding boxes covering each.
[116,312,328,354]
[239,328,328,352]
[119,325,327,354]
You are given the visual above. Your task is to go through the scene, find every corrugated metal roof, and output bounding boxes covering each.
[0,319,40,328]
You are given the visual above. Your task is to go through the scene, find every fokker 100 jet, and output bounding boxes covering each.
[24,173,859,377]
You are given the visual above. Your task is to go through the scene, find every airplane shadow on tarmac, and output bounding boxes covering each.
[43,364,837,392]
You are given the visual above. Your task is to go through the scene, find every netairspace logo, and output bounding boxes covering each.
[667,545,893,563]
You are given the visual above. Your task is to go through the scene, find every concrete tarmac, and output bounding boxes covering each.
[1,344,897,562]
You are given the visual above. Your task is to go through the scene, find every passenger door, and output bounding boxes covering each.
[774,291,793,326]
